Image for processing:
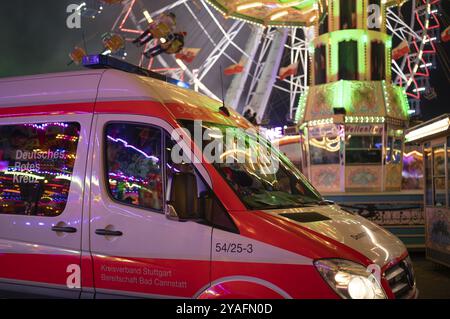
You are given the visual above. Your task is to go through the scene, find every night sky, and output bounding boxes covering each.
[0,0,107,76]
[0,0,245,111]
[0,0,448,123]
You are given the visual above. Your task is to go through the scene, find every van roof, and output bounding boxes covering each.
[0,69,251,129]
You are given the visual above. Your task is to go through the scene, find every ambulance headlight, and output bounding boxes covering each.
[314,259,387,299]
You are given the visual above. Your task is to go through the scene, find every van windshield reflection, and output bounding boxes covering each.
[178,120,322,210]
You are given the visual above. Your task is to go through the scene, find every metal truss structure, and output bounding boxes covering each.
[106,0,440,121]
[387,0,441,116]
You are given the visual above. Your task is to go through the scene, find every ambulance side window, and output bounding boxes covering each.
[105,123,163,211]
[165,134,238,233]
[0,122,80,216]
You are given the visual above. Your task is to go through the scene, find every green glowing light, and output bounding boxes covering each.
[334,80,354,113]
[386,36,392,49]
[362,34,368,43]
[295,88,309,124]
[317,30,390,80]
[345,116,385,124]
[278,0,319,11]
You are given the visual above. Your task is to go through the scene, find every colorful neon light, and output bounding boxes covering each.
[107,136,160,162]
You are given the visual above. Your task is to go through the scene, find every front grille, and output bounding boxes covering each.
[384,257,416,299]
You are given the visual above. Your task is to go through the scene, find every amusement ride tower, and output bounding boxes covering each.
[296,0,411,194]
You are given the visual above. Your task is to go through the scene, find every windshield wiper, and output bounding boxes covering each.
[303,199,334,206]
[258,203,321,209]
[317,200,335,206]
[293,199,334,207]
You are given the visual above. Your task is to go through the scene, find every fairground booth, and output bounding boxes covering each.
[405,115,450,267]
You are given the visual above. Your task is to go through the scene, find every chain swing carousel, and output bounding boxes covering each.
[295,0,410,194]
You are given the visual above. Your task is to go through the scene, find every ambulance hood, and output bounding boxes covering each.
[263,205,406,267]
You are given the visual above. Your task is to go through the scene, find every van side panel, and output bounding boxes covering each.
[88,114,212,298]
[208,228,338,299]
[0,114,93,298]
[0,73,102,109]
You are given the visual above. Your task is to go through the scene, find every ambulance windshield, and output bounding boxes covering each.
[178,120,322,210]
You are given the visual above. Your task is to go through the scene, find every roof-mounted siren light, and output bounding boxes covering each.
[81,54,190,89]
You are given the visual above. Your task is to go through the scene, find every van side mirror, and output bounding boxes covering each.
[166,172,199,221]
[165,204,180,221]
[320,199,335,205]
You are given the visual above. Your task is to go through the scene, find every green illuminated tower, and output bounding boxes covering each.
[297,0,410,193]
[208,0,410,193]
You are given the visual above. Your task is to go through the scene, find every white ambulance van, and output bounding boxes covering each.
[0,56,417,299]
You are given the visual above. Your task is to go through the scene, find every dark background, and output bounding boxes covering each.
[0,0,246,98]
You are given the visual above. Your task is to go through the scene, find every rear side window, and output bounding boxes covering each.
[0,122,80,216]
[105,123,163,211]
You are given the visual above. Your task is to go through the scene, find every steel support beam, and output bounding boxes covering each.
[225,26,263,111]
[246,29,288,122]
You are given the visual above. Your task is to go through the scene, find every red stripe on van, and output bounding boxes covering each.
[0,253,80,286]
[0,103,94,118]
[0,253,334,298]
[210,261,338,299]
[91,255,210,297]
[94,100,172,120]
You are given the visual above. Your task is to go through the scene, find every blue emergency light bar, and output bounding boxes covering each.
[82,54,190,89]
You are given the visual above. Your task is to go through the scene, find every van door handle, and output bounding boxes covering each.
[95,229,123,237]
[51,226,77,233]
